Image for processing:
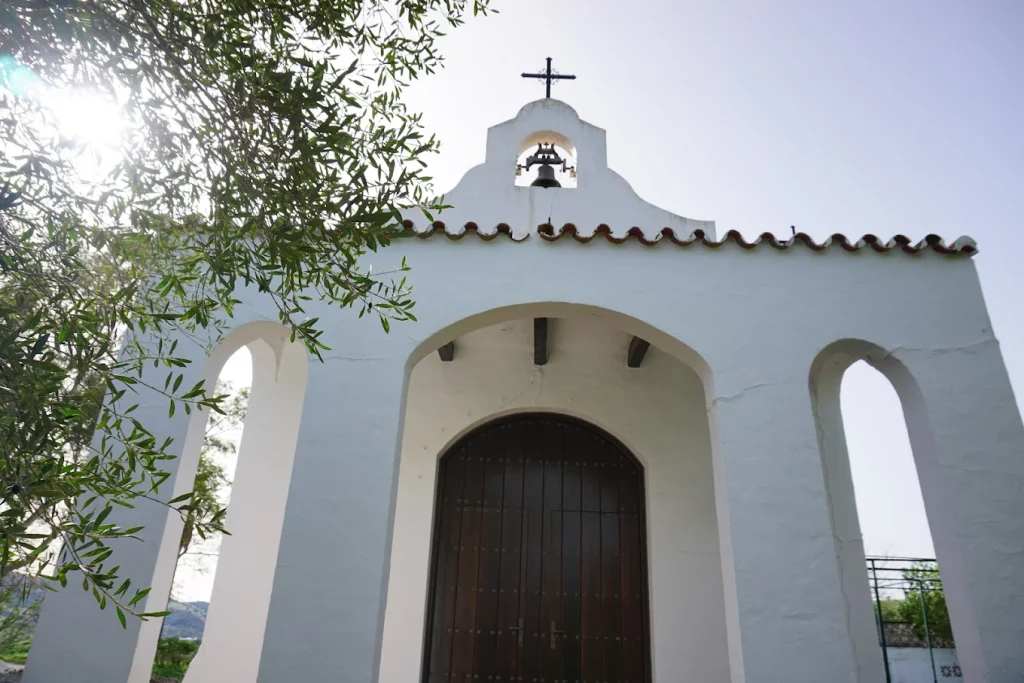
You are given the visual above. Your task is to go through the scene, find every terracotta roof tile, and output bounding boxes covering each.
[403,221,977,256]
[405,220,524,242]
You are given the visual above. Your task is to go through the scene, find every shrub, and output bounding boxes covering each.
[152,637,200,679]
[0,575,40,661]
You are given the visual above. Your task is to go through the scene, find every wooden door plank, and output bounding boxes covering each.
[450,450,486,681]
[540,421,564,679]
[561,507,582,681]
[473,441,505,677]
[520,422,546,680]
[581,509,603,682]
[619,463,646,683]
[496,425,526,680]
[601,511,623,681]
[427,454,466,683]
[600,449,624,679]
[542,509,564,679]
[542,421,564,514]
[560,427,583,683]
[581,445,601,513]
[562,431,582,512]
[599,450,620,514]
[482,430,505,506]
[473,504,502,678]
[580,435,604,683]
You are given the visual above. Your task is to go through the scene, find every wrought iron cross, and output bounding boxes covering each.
[522,57,576,98]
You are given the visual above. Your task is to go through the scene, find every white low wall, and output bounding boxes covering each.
[888,647,961,682]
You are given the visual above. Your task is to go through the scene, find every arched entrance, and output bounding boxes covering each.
[422,413,653,683]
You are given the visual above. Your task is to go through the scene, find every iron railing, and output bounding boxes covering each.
[866,556,952,683]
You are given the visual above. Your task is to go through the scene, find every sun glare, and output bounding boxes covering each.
[1,56,125,150]
[42,88,125,149]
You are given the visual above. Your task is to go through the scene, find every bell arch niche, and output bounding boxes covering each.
[424,99,714,242]
[515,130,578,188]
[422,413,653,683]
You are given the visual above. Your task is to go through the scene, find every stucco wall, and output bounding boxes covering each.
[888,648,962,682]
[380,317,729,682]
[25,98,1024,683]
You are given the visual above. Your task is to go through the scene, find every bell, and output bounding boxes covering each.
[530,163,561,188]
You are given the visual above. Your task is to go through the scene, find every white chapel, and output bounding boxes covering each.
[25,94,1024,683]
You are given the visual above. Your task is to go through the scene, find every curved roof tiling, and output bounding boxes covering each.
[403,220,977,256]
[405,220,524,242]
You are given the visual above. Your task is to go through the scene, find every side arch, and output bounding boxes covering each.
[809,338,982,683]
[127,320,310,683]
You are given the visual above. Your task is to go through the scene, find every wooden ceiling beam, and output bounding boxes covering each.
[438,341,455,362]
[534,318,549,365]
[627,336,650,368]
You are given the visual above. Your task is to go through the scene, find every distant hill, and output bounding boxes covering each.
[160,601,208,640]
[0,578,44,624]
[2,577,208,642]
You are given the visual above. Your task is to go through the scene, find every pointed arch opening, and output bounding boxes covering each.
[127,322,309,683]
[811,340,974,683]
[150,346,253,679]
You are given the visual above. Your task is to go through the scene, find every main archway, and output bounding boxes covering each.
[422,413,653,683]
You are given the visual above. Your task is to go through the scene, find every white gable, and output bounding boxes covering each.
[406,98,716,241]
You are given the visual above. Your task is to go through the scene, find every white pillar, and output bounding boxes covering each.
[709,361,858,683]
[256,359,408,683]
[886,342,1024,683]
[24,332,215,683]
[183,336,309,682]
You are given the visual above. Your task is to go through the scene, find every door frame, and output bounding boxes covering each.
[418,411,654,682]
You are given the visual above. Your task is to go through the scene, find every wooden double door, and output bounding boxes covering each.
[423,414,652,683]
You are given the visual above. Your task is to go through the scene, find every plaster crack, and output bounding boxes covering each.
[709,381,787,408]
[322,354,388,363]
[498,369,543,409]
[883,337,997,359]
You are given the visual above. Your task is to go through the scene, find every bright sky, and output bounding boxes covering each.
[170,0,1023,600]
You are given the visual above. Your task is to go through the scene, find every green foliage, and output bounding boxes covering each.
[152,637,199,679]
[0,0,491,624]
[896,564,953,643]
[179,382,247,559]
[0,574,39,662]
[878,598,901,623]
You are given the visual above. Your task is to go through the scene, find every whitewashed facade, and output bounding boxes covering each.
[25,99,1024,683]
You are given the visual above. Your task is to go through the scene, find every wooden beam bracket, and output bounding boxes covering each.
[534,318,549,366]
[627,336,650,368]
